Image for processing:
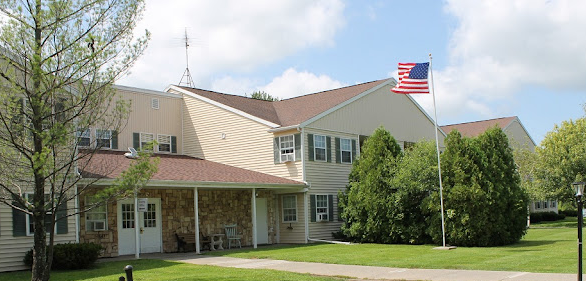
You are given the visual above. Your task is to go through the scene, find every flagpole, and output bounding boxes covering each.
[429,53,447,248]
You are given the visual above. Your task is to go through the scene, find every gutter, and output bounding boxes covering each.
[267,124,299,133]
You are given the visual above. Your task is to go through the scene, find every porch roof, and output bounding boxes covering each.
[80,150,305,187]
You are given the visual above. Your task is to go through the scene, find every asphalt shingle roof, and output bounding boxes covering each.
[440,116,517,137]
[178,79,389,127]
[80,150,304,186]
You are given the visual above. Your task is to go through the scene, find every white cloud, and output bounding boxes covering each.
[118,0,345,90]
[210,68,346,99]
[261,68,347,99]
[426,0,586,120]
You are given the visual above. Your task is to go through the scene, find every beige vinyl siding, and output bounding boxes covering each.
[278,193,307,243]
[504,120,535,151]
[304,129,354,240]
[0,202,76,272]
[308,84,444,147]
[179,93,303,181]
[114,89,183,154]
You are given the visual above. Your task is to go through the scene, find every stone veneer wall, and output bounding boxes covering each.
[80,188,277,257]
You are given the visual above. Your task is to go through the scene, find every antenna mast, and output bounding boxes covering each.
[179,28,194,88]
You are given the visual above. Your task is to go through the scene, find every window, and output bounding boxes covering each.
[340,138,352,164]
[316,195,329,221]
[25,194,55,236]
[282,195,297,222]
[404,141,415,151]
[314,135,326,161]
[543,201,548,208]
[143,203,157,227]
[121,203,135,229]
[85,196,107,231]
[96,129,112,149]
[157,134,171,153]
[77,129,91,147]
[535,201,541,209]
[279,135,295,162]
[140,133,154,150]
[551,200,557,208]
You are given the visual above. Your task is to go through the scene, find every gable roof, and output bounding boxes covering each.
[440,116,518,137]
[80,150,304,187]
[170,79,390,128]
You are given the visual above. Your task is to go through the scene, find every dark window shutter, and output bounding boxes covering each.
[335,138,341,163]
[326,136,332,162]
[56,202,68,234]
[273,137,280,164]
[352,139,357,161]
[12,206,26,237]
[294,133,301,161]
[310,195,316,222]
[328,195,334,221]
[133,132,140,149]
[171,136,177,153]
[307,134,314,161]
[111,130,118,150]
[337,195,343,222]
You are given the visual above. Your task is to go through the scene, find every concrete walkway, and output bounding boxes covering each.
[106,252,577,281]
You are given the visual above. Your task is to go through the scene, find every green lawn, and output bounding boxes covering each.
[207,227,580,274]
[0,259,346,281]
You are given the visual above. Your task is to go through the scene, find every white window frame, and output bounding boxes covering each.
[85,196,108,232]
[24,193,54,236]
[282,195,297,223]
[157,134,172,153]
[314,135,327,162]
[279,135,295,162]
[140,132,154,150]
[340,138,353,164]
[76,128,91,147]
[315,194,329,222]
[96,129,113,149]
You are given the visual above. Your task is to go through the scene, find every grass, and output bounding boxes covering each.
[206,227,580,274]
[0,259,346,281]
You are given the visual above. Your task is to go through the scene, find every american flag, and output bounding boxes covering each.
[391,62,430,94]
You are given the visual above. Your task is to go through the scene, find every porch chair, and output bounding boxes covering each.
[223,224,242,249]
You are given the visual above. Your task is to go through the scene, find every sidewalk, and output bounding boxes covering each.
[109,252,576,281]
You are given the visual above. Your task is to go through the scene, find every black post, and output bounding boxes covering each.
[578,195,583,281]
[124,265,134,281]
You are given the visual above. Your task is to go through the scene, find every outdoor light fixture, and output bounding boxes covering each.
[573,181,585,281]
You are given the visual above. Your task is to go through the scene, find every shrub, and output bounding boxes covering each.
[24,242,103,270]
[559,209,578,217]
[530,211,566,223]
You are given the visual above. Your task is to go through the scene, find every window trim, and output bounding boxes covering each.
[279,135,295,162]
[96,129,113,149]
[24,194,54,236]
[313,135,327,162]
[282,195,298,223]
[85,196,108,232]
[76,128,91,147]
[157,134,172,153]
[340,138,353,164]
[315,194,329,222]
[140,132,155,150]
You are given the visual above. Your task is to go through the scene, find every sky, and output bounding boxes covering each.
[118,0,586,145]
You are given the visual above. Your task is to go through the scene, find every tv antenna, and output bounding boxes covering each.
[178,28,194,88]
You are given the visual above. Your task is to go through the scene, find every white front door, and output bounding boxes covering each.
[255,198,269,244]
[117,198,162,255]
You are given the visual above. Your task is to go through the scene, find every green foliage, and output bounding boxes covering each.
[529,212,565,223]
[535,116,586,205]
[339,126,402,243]
[434,128,529,246]
[247,91,280,101]
[24,243,103,270]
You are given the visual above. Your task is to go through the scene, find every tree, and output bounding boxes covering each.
[0,1,152,280]
[434,128,528,246]
[535,116,586,205]
[339,126,402,243]
[247,91,280,101]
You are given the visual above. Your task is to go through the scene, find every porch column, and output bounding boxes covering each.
[194,187,200,254]
[252,188,257,249]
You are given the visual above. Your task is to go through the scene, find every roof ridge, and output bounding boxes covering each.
[441,116,517,127]
[177,85,275,103]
